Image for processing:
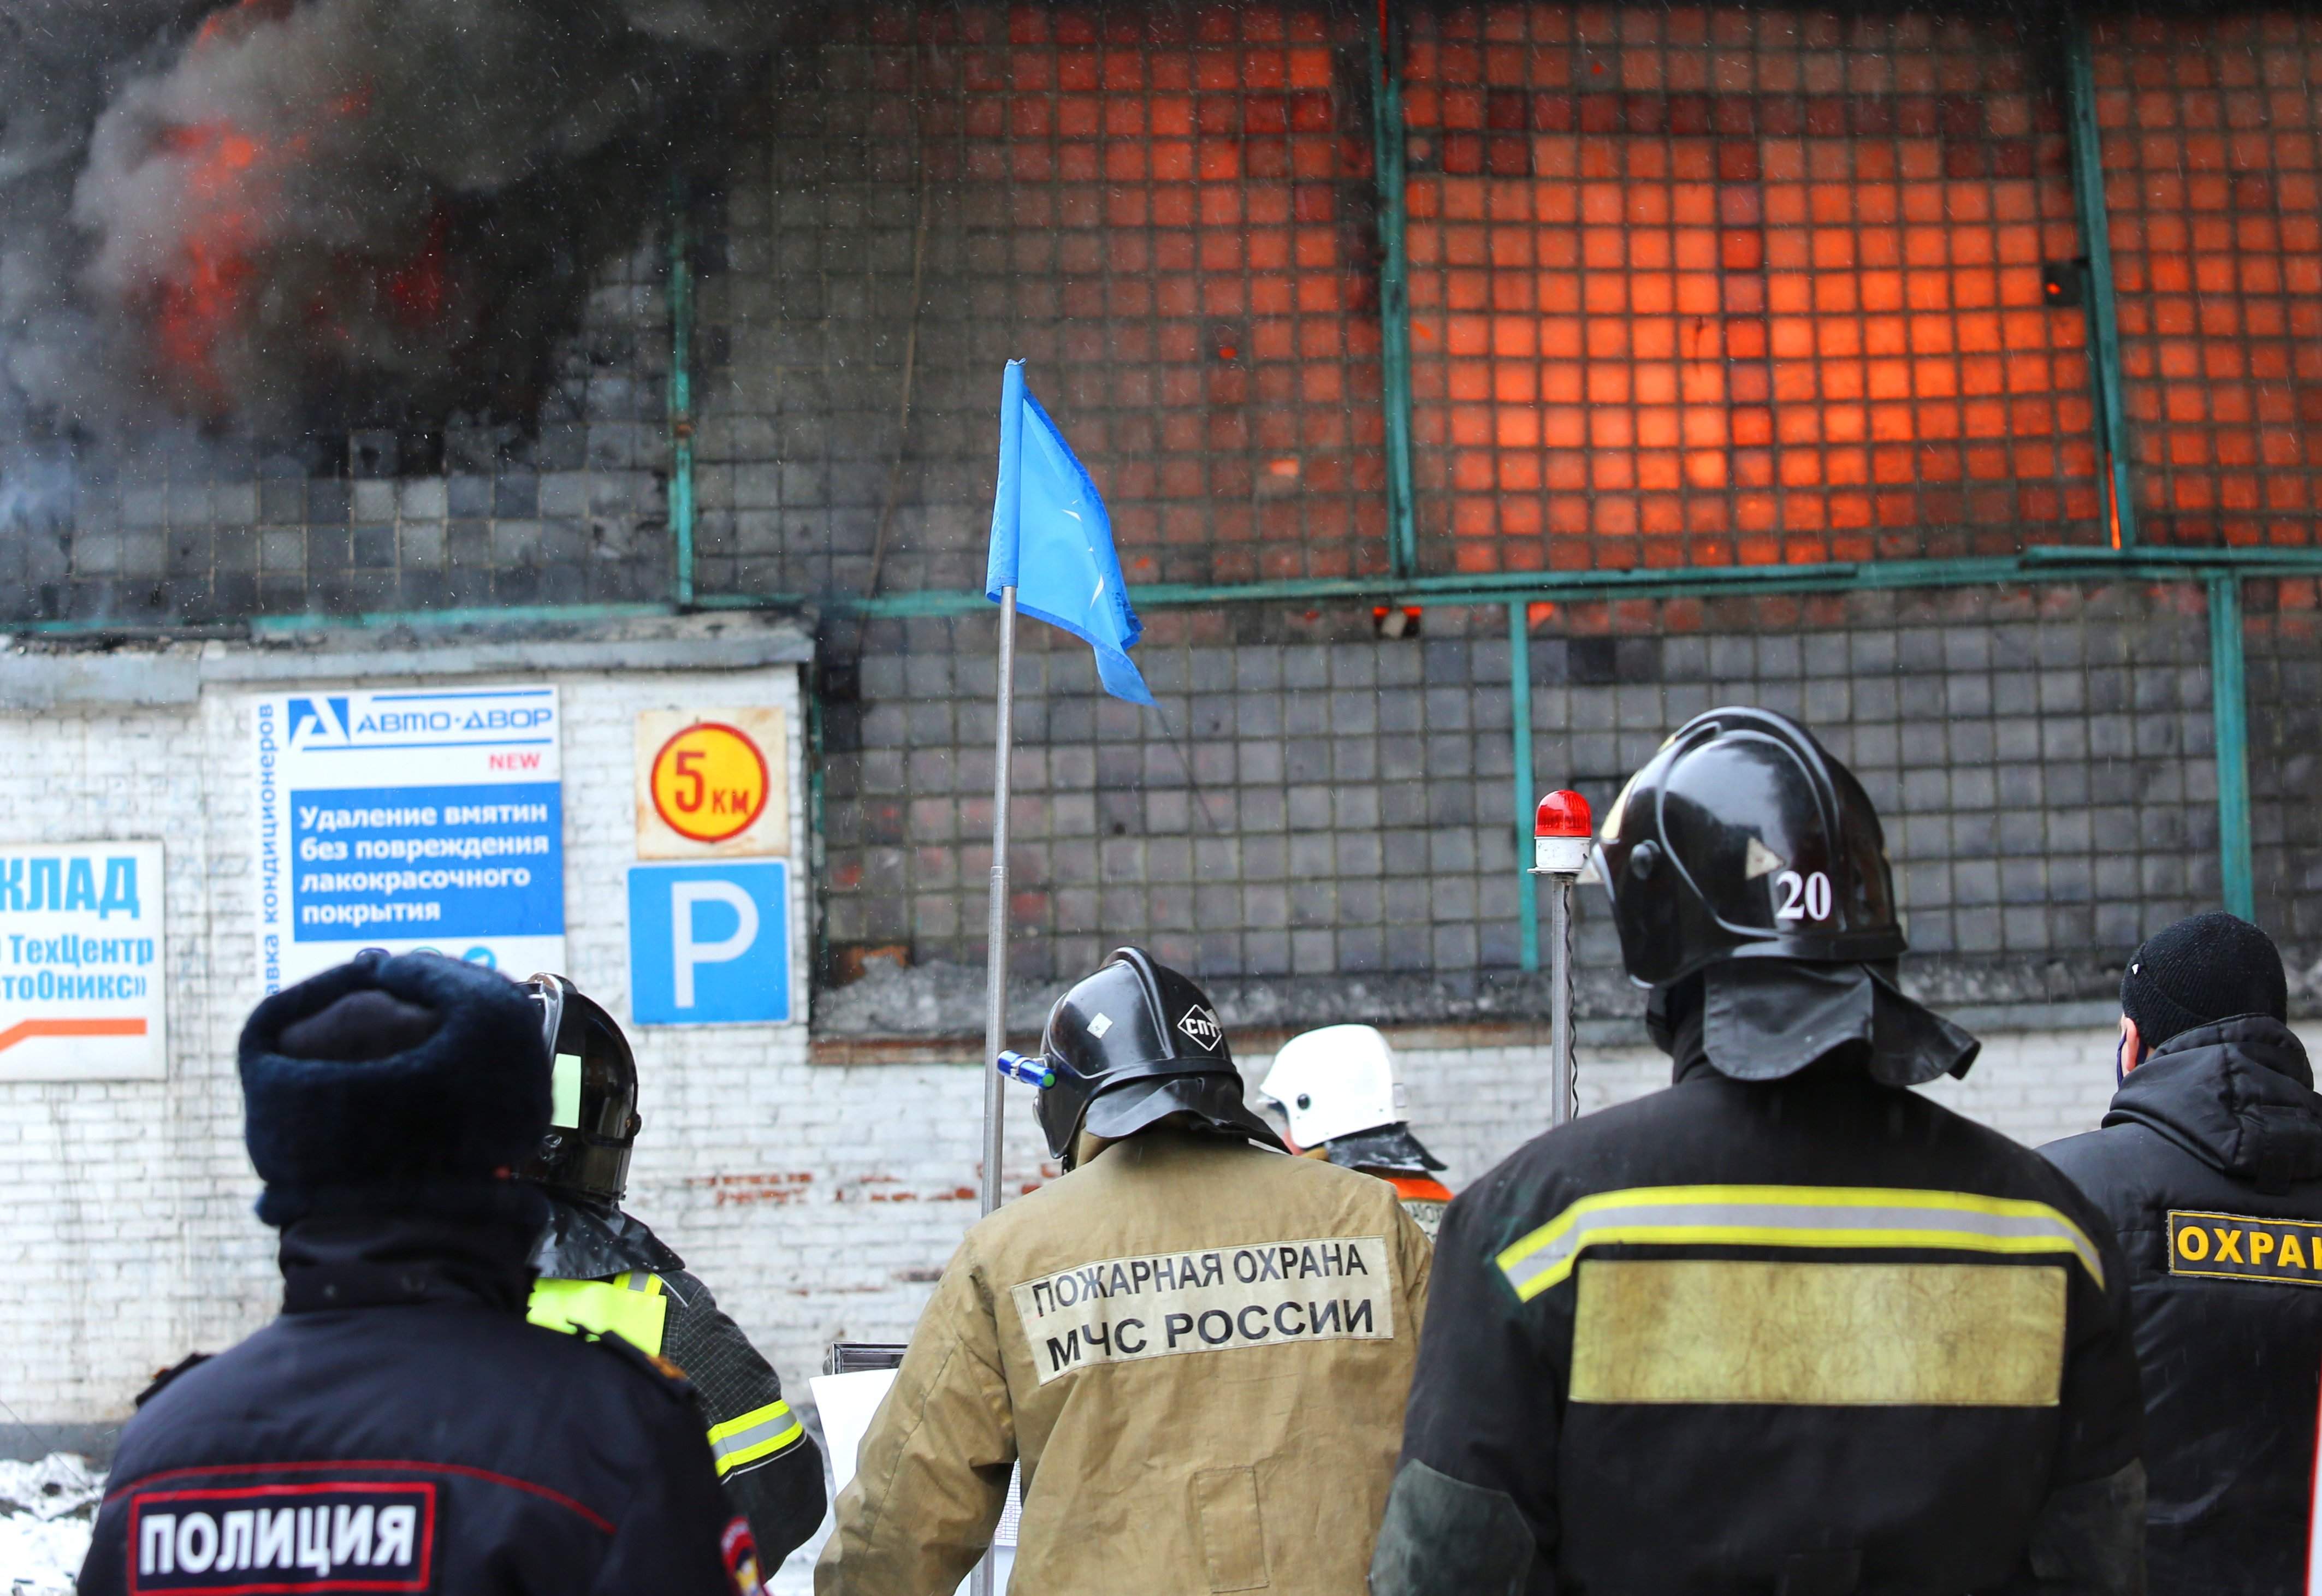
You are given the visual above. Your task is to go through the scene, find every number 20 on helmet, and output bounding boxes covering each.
[1592,706,1908,988]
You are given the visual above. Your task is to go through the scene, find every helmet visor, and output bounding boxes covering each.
[520,975,637,1199]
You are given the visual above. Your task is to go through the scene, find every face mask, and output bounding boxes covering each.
[2115,1035,2127,1089]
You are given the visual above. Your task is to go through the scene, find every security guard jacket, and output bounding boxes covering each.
[530,1259,825,1565]
[816,1129,1432,1596]
[2046,1015,2322,1595]
[1376,1046,2146,1596]
[79,1202,753,1595]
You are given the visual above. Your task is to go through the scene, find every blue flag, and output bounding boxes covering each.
[984,360,1153,705]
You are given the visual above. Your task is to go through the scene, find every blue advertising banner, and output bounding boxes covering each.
[252,686,564,992]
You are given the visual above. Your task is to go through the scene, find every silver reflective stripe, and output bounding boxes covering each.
[1496,1185,2104,1303]
[708,1405,802,1475]
[623,1272,655,1293]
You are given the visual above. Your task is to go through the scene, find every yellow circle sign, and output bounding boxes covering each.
[649,722,769,844]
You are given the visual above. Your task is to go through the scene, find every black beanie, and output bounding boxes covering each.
[2121,912,2288,1051]
[239,950,550,1226]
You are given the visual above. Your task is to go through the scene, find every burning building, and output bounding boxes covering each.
[0,0,2317,1489]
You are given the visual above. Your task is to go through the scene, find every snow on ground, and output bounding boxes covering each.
[0,1456,100,1594]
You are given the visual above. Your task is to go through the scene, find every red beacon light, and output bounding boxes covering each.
[1533,789,1593,874]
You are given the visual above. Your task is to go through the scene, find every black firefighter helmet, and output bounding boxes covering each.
[518,974,641,1202]
[1594,706,1908,988]
[1036,947,1287,1166]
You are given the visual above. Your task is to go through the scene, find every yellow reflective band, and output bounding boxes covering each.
[1569,1260,2067,1406]
[1496,1184,2104,1303]
[527,1275,670,1355]
[706,1400,803,1476]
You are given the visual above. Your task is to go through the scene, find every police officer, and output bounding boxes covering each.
[79,951,757,1595]
[818,947,1431,1595]
[517,974,826,1569]
[1261,1024,1454,1239]
[1372,707,2147,1596]
[2045,912,2322,1594]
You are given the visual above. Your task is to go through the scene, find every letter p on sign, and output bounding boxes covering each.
[627,862,790,1024]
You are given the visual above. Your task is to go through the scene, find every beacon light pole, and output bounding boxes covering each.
[1532,789,1592,1128]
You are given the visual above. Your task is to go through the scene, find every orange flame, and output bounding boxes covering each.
[138,33,449,416]
[149,120,268,407]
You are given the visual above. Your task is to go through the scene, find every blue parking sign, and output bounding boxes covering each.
[627,862,790,1025]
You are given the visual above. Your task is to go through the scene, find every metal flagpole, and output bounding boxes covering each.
[971,585,1017,1596]
[1548,875,1574,1127]
[981,585,1018,1219]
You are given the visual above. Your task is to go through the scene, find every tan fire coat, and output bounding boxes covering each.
[816,1130,1432,1596]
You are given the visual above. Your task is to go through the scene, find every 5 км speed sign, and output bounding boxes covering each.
[633,708,790,859]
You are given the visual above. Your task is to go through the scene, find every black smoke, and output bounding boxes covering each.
[0,0,779,441]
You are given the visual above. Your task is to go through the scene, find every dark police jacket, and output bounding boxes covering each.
[2045,1016,2322,1596]
[1377,1048,2146,1596]
[79,1207,749,1596]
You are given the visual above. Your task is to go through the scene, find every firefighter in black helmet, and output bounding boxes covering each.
[519,975,826,1574]
[819,948,1431,1596]
[1371,708,2148,1596]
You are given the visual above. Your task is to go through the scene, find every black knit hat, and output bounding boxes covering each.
[2122,912,2288,1052]
[239,950,550,1226]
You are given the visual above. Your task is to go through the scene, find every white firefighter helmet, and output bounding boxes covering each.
[1260,1024,1403,1150]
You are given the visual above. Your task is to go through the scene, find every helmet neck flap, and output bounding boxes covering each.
[1652,958,1980,1088]
[1318,1122,1447,1175]
[529,1190,685,1280]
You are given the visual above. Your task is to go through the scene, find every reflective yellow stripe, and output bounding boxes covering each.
[705,1399,802,1476]
[1496,1184,2104,1303]
[1569,1260,2068,1406]
[527,1275,670,1354]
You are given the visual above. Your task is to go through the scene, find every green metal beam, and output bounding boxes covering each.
[1369,7,1418,580]
[2065,15,2139,549]
[245,602,678,636]
[2207,573,2255,919]
[1509,601,1540,971]
[668,187,698,608]
[689,543,2322,621]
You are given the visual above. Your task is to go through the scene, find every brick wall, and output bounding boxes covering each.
[818,579,2230,1001]
[0,236,674,624]
[0,628,2253,1445]
[2246,576,2322,942]
[4,3,2320,622]
[2100,13,2322,547]
[695,1,1388,600]
[1401,7,2102,573]
[0,648,835,1437]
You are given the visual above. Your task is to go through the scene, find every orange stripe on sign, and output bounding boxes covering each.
[0,1018,147,1055]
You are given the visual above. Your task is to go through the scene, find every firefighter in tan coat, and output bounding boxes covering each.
[816,947,1431,1596]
